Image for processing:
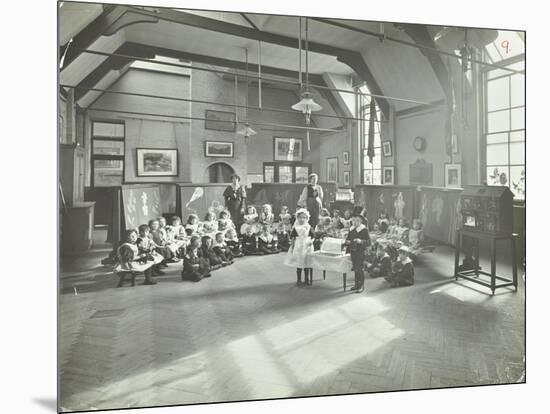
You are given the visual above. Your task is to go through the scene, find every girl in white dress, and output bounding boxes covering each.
[284,208,314,285]
[240,205,260,235]
[114,229,156,286]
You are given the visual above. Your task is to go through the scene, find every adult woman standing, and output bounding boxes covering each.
[223,174,246,232]
[298,173,324,228]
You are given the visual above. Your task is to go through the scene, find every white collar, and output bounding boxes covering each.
[400,257,412,264]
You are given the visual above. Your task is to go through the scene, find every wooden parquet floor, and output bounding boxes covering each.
[59,242,525,412]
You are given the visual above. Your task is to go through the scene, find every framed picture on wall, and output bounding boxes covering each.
[327,157,338,183]
[343,151,349,165]
[205,110,236,132]
[445,163,462,188]
[382,166,395,185]
[343,171,351,187]
[274,137,303,161]
[136,148,178,177]
[382,141,392,157]
[204,141,234,158]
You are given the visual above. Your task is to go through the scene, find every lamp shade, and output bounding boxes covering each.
[237,123,257,138]
[291,91,322,113]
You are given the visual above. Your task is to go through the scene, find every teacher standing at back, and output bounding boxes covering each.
[298,173,323,228]
[223,174,247,232]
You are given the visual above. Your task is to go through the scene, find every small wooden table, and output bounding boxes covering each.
[307,251,352,291]
[454,229,518,295]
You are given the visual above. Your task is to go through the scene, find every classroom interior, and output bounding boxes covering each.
[58,2,526,412]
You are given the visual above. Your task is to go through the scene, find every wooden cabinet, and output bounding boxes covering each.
[60,144,85,206]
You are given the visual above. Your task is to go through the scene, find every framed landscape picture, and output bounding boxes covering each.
[274,137,303,161]
[205,110,236,132]
[327,157,338,183]
[445,163,462,188]
[204,141,234,158]
[136,148,178,177]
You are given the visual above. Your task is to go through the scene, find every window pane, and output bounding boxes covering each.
[373,155,381,169]
[278,166,293,183]
[93,139,124,155]
[510,166,525,199]
[509,142,525,165]
[363,170,373,184]
[94,160,123,187]
[510,74,525,106]
[486,166,509,186]
[374,133,381,148]
[511,107,525,130]
[372,169,382,185]
[92,122,124,138]
[295,166,309,183]
[487,77,510,111]
[487,133,508,144]
[264,166,274,183]
[510,130,524,142]
[487,143,509,165]
[487,110,510,133]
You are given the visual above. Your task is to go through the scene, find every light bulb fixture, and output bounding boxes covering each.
[238,122,257,142]
[292,17,322,126]
[235,48,257,145]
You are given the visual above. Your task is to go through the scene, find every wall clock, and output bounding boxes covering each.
[413,136,427,152]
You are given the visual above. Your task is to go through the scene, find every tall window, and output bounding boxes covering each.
[358,84,382,184]
[483,30,525,200]
[91,121,125,187]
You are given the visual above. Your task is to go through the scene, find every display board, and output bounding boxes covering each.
[247,182,337,216]
[121,185,162,230]
[418,187,462,245]
[354,185,417,225]
[179,184,227,221]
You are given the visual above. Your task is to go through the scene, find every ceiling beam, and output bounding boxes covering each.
[398,23,450,102]
[240,13,259,30]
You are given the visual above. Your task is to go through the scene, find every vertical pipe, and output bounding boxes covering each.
[258,40,262,110]
[298,17,302,87]
[305,17,309,88]
[234,73,238,123]
[245,48,249,122]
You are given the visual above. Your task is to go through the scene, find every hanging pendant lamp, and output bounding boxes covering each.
[236,48,257,143]
[292,17,322,124]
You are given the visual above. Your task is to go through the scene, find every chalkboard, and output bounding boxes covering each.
[180,184,227,221]
[354,185,417,225]
[121,185,162,230]
[247,183,337,216]
[418,187,462,245]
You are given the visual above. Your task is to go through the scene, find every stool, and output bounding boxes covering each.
[454,230,518,295]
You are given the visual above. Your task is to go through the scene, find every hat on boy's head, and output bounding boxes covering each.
[351,206,367,223]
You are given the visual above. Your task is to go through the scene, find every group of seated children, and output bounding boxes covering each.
[364,244,415,287]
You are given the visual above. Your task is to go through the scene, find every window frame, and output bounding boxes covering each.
[90,119,126,188]
[358,85,382,185]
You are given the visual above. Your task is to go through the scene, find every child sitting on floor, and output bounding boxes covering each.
[202,212,219,235]
[279,205,293,232]
[185,214,202,236]
[385,245,415,287]
[377,211,390,233]
[171,216,187,240]
[320,208,331,219]
[240,205,260,235]
[213,232,234,264]
[276,222,291,251]
[115,229,156,286]
[242,226,263,255]
[217,210,235,234]
[199,235,226,270]
[313,216,331,251]
[225,228,244,257]
[258,223,280,254]
[164,225,186,260]
[366,244,392,278]
[181,235,211,282]
[259,204,275,231]
[149,218,175,266]
[340,209,353,235]
[137,224,164,275]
